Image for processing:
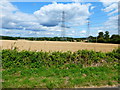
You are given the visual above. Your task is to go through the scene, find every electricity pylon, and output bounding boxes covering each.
[87,18,90,42]
[61,11,67,41]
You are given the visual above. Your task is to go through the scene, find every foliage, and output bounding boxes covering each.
[0,36,83,42]
[2,48,119,69]
[90,31,120,44]
[104,31,110,40]
[2,48,119,88]
[98,32,104,39]
[97,37,105,43]
[110,34,120,44]
[1,31,120,44]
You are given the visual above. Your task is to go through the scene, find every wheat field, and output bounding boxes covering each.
[0,40,119,52]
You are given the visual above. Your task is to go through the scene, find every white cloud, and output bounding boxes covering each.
[3,1,118,37]
[98,0,118,35]
[90,6,95,10]
[80,30,86,33]
[72,0,83,3]
[90,15,118,36]
[0,0,18,12]
[46,32,54,35]
[34,3,91,26]
[100,0,118,16]
[1,1,92,37]
[98,30,103,32]
[1,2,91,28]
[1,1,39,30]
[108,9,118,16]
[104,15,118,30]
[99,0,119,7]
[102,3,118,16]
[72,30,75,33]
[102,3,118,12]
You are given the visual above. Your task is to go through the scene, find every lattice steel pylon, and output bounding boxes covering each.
[61,11,66,40]
[87,18,90,42]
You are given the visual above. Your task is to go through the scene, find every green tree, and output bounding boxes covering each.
[104,31,110,39]
[104,31,110,42]
[98,32,104,39]
[110,34,120,39]
[110,34,120,44]
[97,37,105,43]
[97,32,105,43]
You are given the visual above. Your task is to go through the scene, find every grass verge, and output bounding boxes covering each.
[2,48,120,88]
[2,65,119,88]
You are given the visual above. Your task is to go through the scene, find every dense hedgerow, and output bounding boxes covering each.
[2,48,119,69]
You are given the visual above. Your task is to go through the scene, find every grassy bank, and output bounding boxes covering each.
[2,65,119,88]
[2,48,120,88]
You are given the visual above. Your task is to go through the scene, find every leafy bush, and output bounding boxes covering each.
[2,48,119,69]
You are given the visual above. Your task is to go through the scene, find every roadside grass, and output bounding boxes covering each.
[2,48,119,88]
[2,65,119,88]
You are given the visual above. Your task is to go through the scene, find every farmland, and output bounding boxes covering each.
[1,1,120,89]
[0,40,118,52]
[1,42,120,88]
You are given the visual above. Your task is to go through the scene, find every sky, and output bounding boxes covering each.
[0,0,119,38]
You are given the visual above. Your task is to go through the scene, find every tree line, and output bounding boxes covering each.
[89,31,120,44]
[0,31,120,44]
[0,36,86,42]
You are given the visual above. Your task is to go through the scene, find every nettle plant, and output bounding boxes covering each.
[2,48,119,69]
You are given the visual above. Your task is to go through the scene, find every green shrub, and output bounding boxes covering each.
[2,48,120,69]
